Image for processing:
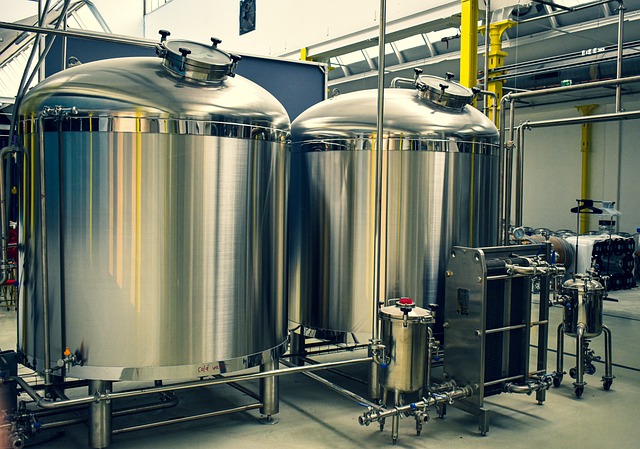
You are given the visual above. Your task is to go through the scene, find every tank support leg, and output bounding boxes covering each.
[573,323,586,397]
[602,325,614,389]
[391,390,401,445]
[290,327,306,366]
[368,354,381,402]
[88,380,112,449]
[260,360,279,421]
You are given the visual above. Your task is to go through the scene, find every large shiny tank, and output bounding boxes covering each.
[17,38,289,381]
[288,75,499,339]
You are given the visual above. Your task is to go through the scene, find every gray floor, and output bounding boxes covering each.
[2,287,640,449]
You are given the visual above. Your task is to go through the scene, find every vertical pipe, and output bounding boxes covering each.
[503,99,516,242]
[38,0,46,83]
[556,323,564,381]
[515,125,525,227]
[602,325,613,382]
[425,327,433,392]
[575,323,585,390]
[460,0,479,88]
[615,1,625,112]
[576,104,598,233]
[370,0,387,401]
[259,359,279,418]
[0,147,14,285]
[391,390,400,445]
[61,2,68,70]
[497,95,508,244]
[88,380,112,449]
[37,114,52,386]
[290,328,305,366]
[483,0,491,93]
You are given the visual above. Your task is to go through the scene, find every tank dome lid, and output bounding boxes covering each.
[379,298,434,322]
[415,73,475,110]
[156,33,241,83]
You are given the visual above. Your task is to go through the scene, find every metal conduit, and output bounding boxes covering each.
[0,21,157,49]
[5,357,373,410]
[280,360,378,408]
[111,403,263,435]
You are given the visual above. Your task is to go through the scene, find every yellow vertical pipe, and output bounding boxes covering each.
[460,0,479,88]
[480,20,515,125]
[576,104,598,234]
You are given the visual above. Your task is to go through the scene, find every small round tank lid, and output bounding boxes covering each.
[416,75,475,110]
[379,301,434,322]
[562,275,604,291]
[160,39,239,82]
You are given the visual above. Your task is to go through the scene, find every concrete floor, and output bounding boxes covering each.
[1,287,640,449]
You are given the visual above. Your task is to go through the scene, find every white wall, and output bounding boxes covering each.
[518,94,640,235]
[143,0,443,56]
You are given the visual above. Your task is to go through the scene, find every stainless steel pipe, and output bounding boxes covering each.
[5,357,373,411]
[370,0,388,402]
[111,403,263,435]
[88,380,112,449]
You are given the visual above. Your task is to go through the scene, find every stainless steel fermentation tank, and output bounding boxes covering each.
[17,38,289,382]
[288,75,500,339]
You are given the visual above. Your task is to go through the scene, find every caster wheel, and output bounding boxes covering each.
[603,379,613,390]
[574,386,584,398]
[416,430,421,436]
[553,375,563,388]
[569,368,577,379]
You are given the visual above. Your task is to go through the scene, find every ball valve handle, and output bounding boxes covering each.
[227,54,242,78]
[438,83,449,102]
[178,47,192,71]
[413,68,427,91]
[397,297,415,327]
[155,30,171,58]
[158,29,171,43]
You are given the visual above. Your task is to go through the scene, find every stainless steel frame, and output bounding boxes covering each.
[443,244,554,435]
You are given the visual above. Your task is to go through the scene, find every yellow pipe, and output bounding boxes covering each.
[460,0,479,88]
[479,20,516,125]
[576,104,598,234]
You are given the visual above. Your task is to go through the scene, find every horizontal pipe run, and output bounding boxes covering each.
[530,320,549,327]
[5,357,373,411]
[486,273,532,280]
[523,110,640,128]
[359,386,474,424]
[300,357,367,385]
[0,21,156,48]
[484,324,528,334]
[483,375,525,387]
[280,360,377,408]
[226,382,261,401]
[517,0,626,25]
[38,394,180,430]
[284,343,370,358]
[112,403,263,435]
[506,75,640,101]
